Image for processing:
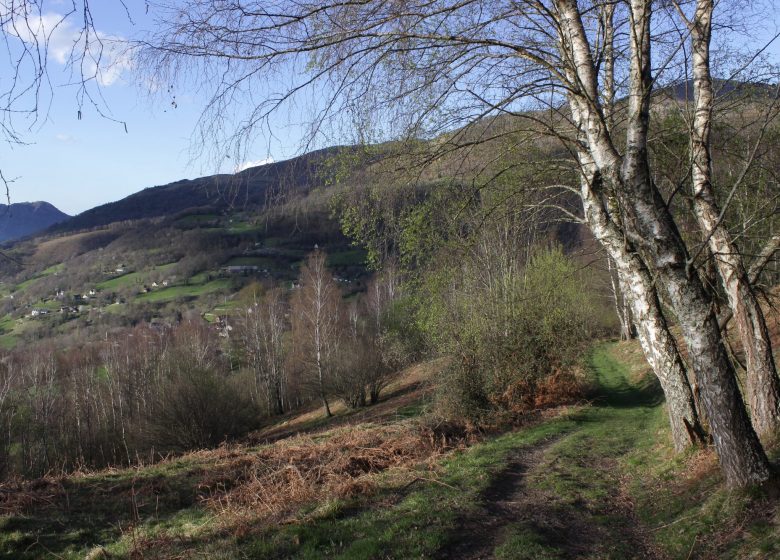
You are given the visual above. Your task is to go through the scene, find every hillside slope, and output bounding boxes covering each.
[0,342,776,559]
[50,147,343,233]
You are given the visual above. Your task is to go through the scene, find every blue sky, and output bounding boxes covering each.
[2,1,297,215]
[2,1,779,216]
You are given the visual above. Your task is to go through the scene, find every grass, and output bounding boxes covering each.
[0,314,15,333]
[227,221,265,234]
[13,263,63,292]
[0,457,209,560]
[135,278,231,302]
[1,342,777,559]
[0,334,17,349]
[326,249,367,268]
[490,345,665,559]
[174,213,221,227]
[102,303,126,314]
[97,262,179,291]
[225,256,277,267]
[239,417,577,560]
[0,314,21,348]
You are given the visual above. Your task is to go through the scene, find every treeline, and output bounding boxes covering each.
[0,250,401,478]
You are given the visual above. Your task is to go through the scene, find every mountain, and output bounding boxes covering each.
[51,147,345,234]
[0,201,70,242]
[657,79,777,102]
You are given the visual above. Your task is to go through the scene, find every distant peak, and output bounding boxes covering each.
[0,201,70,242]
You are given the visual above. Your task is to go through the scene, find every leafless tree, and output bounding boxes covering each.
[235,288,288,415]
[290,249,343,417]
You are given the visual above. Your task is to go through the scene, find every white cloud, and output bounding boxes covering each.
[4,11,132,87]
[235,157,275,172]
[55,133,77,143]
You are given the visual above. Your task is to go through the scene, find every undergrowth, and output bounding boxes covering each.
[1,342,778,559]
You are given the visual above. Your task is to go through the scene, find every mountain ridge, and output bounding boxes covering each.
[0,201,70,242]
[48,147,346,235]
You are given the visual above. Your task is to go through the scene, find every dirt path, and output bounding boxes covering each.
[437,346,663,560]
[437,436,564,559]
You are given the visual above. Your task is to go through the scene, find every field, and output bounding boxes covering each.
[135,278,232,303]
[97,262,179,291]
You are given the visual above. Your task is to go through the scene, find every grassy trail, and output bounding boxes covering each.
[461,344,664,559]
[247,344,666,559]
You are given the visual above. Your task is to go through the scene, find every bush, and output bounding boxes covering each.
[147,367,260,452]
[422,246,599,425]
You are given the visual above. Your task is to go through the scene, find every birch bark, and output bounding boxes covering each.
[688,0,780,436]
[556,0,772,485]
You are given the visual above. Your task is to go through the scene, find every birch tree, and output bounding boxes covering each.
[291,250,343,417]
[236,289,289,415]
[680,0,780,436]
[139,0,778,486]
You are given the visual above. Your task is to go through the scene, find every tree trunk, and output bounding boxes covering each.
[612,146,771,485]
[607,256,634,341]
[581,176,705,451]
[321,393,332,417]
[557,0,772,486]
[618,266,709,447]
[317,351,332,418]
[689,0,780,436]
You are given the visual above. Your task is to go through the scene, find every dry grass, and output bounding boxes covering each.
[0,475,66,515]
[198,420,471,527]
[253,359,440,443]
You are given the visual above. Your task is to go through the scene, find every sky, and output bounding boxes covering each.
[1,1,297,215]
[1,1,779,216]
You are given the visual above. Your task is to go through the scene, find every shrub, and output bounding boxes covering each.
[146,367,260,452]
[423,246,599,425]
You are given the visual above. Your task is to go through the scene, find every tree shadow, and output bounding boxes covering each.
[588,350,665,409]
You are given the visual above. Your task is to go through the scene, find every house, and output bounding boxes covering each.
[214,316,233,338]
[30,308,49,317]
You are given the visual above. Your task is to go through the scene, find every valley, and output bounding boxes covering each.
[0,185,367,351]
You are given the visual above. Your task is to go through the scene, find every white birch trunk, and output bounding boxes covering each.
[556,0,772,486]
[689,0,780,436]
